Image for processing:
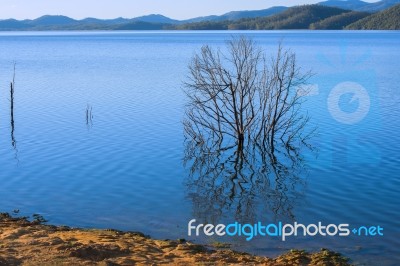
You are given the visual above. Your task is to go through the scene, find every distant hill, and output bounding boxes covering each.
[0,7,286,30]
[172,3,400,30]
[0,0,399,31]
[0,19,31,30]
[175,5,352,30]
[346,3,400,29]
[131,14,179,24]
[220,6,289,20]
[318,0,371,10]
[0,15,79,30]
[80,17,129,25]
[357,0,400,12]
[29,15,77,26]
[114,21,167,30]
[184,6,288,23]
[318,0,400,11]
[310,11,371,29]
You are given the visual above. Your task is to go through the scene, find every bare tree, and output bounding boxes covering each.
[184,37,313,154]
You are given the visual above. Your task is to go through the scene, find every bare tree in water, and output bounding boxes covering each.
[183,37,314,155]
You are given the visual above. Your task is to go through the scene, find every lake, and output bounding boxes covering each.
[0,31,399,265]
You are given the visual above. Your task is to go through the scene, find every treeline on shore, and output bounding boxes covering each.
[0,4,399,31]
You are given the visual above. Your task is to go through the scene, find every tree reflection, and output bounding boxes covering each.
[10,63,19,162]
[86,104,93,130]
[184,137,309,224]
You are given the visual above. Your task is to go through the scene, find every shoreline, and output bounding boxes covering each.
[0,213,351,265]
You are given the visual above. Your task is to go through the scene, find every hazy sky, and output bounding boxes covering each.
[0,0,380,20]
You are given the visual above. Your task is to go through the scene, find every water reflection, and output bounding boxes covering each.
[10,65,19,162]
[86,104,93,129]
[184,138,309,224]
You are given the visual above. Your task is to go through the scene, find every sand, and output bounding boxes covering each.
[0,213,351,265]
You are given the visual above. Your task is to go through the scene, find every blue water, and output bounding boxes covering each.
[0,31,399,265]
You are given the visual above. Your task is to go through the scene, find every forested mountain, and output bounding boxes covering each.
[0,1,399,31]
[173,3,399,30]
[318,0,400,12]
[184,6,288,23]
[346,3,400,29]
[310,11,371,29]
[357,0,400,12]
[173,5,354,30]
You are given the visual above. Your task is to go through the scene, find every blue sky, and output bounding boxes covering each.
[1,0,380,20]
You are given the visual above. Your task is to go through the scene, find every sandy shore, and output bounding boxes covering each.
[0,213,351,265]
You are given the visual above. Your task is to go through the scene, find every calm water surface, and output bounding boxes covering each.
[0,31,399,265]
